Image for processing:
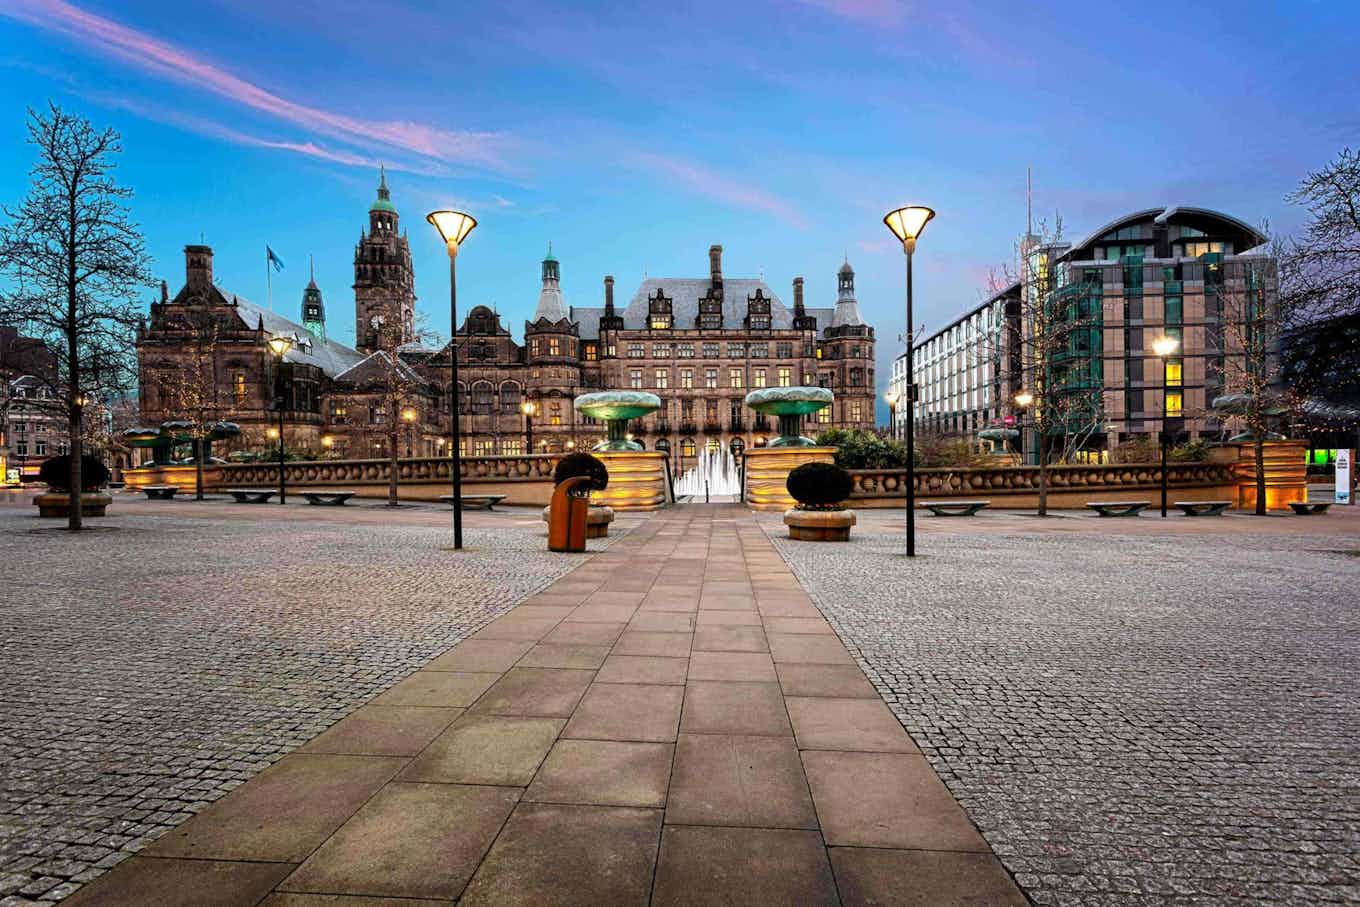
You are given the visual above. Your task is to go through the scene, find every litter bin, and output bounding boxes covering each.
[548,475,593,552]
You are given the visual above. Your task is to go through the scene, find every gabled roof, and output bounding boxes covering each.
[571,277,806,339]
[333,350,427,387]
[229,295,366,377]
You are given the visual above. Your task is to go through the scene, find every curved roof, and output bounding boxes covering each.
[1067,205,1267,258]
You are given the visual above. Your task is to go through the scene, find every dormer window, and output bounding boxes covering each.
[650,314,672,330]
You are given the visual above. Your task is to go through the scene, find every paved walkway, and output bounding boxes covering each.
[66,505,1023,905]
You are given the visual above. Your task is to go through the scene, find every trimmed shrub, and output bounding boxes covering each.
[553,452,609,491]
[38,454,110,492]
[786,461,853,510]
[814,428,911,469]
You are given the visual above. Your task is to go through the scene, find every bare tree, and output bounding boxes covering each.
[988,217,1105,515]
[0,104,151,529]
[1281,147,1360,324]
[367,314,436,506]
[151,321,223,500]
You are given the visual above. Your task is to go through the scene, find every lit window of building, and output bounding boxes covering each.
[778,367,792,387]
[729,368,744,389]
[753,369,767,387]
[680,369,693,389]
[655,368,669,389]
[627,343,644,358]
[630,369,643,388]
[705,368,718,389]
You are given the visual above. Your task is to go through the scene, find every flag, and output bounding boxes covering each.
[266,246,285,273]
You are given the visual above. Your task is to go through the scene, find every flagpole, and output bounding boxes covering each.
[266,246,273,312]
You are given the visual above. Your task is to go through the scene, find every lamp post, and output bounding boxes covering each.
[883,205,936,557]
[1153,335,1179,518]
[401,407,417,457]
[426,209,478,549]
[1013,390,1033,464]
[521,400,537,455]
[884,390,900,441]
[267,334,293,504]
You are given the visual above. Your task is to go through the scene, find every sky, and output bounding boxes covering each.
[2,0,1357,420]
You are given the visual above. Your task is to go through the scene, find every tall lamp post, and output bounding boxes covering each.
[521,400,537,454]
[883,205,936,558]
[884,390,900,441]
[401,406,417,457]
[267,334,293,504]
[1013,391,1033,465]
[425,209,478,550]
[1153,335,1179,518]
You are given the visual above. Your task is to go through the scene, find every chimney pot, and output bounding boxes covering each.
[604,275,615,311]
[793,277,805,312]
[709,245,723,284]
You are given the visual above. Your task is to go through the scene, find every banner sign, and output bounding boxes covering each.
[1336,449,1352,505]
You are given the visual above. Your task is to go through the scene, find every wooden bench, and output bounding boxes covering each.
[1289,501,1332,515]
[440,494,506,511]
[921,500,990,517]
[1086,500,1150,517]
[301,490,355,506]
[1174,500,1232,517]
[225,488,276,504]
[140,484,180,500]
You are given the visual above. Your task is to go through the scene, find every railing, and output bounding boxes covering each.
[199,455,563,489]
[847,461,1237,500]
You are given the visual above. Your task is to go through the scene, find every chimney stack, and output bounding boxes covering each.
[709,244,723,287]
[604,275,615,313]
[793,277,805,314]
[184,244,213,289]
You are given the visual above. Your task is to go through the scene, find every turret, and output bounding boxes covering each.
[184,245,213,290]
[531,243,571,323]
[831,258,864,328]
[301,257,326,342]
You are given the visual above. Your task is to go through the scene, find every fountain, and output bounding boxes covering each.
[573,391,662,451]
[674,445,742,500]
[744,387,834,446]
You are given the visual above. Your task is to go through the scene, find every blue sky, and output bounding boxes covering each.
[2,0,1357,418]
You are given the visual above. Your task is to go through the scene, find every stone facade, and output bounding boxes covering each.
[136,173,875,467]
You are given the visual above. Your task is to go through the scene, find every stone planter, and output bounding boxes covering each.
[34,491,113,518]
[784,507,855,541]
[541,504,615,538]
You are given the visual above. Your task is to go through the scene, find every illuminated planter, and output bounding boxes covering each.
[34,492,112,518]
[574,391,662,452]
[783,508,856,541]
[743,446,837,512]
[744,387,833,447]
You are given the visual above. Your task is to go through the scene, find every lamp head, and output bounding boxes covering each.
[426,210,477,256]
[1014,391,1034,409]
[401,407,417,422]
[883,205,936,251]
[1152,336,1179,358]
[320,434,333,447]
[884,390,901,406]
[521,400,537,416]
[268,334,293,358]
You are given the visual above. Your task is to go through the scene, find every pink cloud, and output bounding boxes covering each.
[2,0,511,172]
[629,152,809,230]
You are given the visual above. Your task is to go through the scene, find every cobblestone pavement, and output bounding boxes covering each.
[765,510,1360,907]
[0,496,631,904]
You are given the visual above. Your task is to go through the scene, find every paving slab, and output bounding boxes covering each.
[563,682,684,742]
[470,667,596,717]
[829,847,1027,907]
[64,857,294,907]
[300,705,463,757]
[399,714,564,785]
[786,696,921,753]
[525,739,673,807]
[680,681,791,736]
[595,654,689,685]
[666,734,817,828]
[651,826,839,906]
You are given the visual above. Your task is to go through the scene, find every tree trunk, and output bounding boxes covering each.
[1037,436,1049,517]
[68,404,83,531]
[195,437,205,501]
[1254,434,1267,515]
[388,428,399,506]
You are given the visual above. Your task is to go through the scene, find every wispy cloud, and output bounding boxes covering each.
[629,152,809,230]
[1,0,513,172]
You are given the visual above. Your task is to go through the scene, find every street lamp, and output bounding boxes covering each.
[884,390,900,441]
[267,333,294,504]
[1013,390,1033,463]
[401,406,417,457]
[883,204,935,557]
[521,400,537,454]
[1152,335,1179,518]
[425,209,477,549]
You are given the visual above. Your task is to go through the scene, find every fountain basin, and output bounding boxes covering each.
[745,387,833,447]
[574,391,662,451]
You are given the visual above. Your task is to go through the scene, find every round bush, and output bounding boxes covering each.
[38,454,110,492]
[553,452,609,491]
[786,461,852,509]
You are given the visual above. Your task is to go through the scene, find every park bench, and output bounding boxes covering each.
[225,488,276,504]
[1174,500,1232,517]
[921,500,990,517]
[1288,501,1332,515]
[139,484,179,500]
[301,490,355,506]
[440,494,506,511]
[1086,500,1150,518]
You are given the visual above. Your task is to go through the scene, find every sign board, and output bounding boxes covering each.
[1336,449,1353,505]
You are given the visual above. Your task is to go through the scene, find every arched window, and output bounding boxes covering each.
[457,382,469,413]
[706,437,721,453]
[471,381,493,414]
[655,438,671,453]
[680,438,696,458]
[499,382,521,413]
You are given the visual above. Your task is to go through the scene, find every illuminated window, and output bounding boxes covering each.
[703,342,719,359]
[778,367,792,387]
[680,438,696,457]
[753,369,767,388]
[1165,392,1183,417]
[501,439,524,455]
[531,338,541,356]
[549,402,562,425]
[629,369,643,389]
[650,314,672,330]
[654,368,669,389]
[548,337,561,356]
[816,406,830,424]
[583,343,598,362]
[1166,361,1183,386]
[815,347,823,359]
[605,343,616,357]
[680,369,693,389]
[234,373,247,405]
[474,439,494,456]
[729,368,744,389]
[849,401,863,422]
[705,368,718,389]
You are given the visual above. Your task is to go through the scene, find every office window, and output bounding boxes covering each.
[627,343,645,358]
[654,368,669,389]
[1166,361,1183,386]
[778,367,792,387]
[1165,392,1183,417]
[727,343,745,357]
[750,343,768,358]
[652,343,672,358]
[753,369,767,388]
[705,368,718,389]
[680,369,693,389]
[703,342,719,359]
[677,343,695,358]
[729,368,744,389]
[474,439,494,456]
[630,369,643,389]
[35,439,47,456]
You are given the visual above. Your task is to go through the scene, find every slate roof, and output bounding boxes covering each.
[332,350,427,387]
[568,278,835,339]
[229,294,366,377]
